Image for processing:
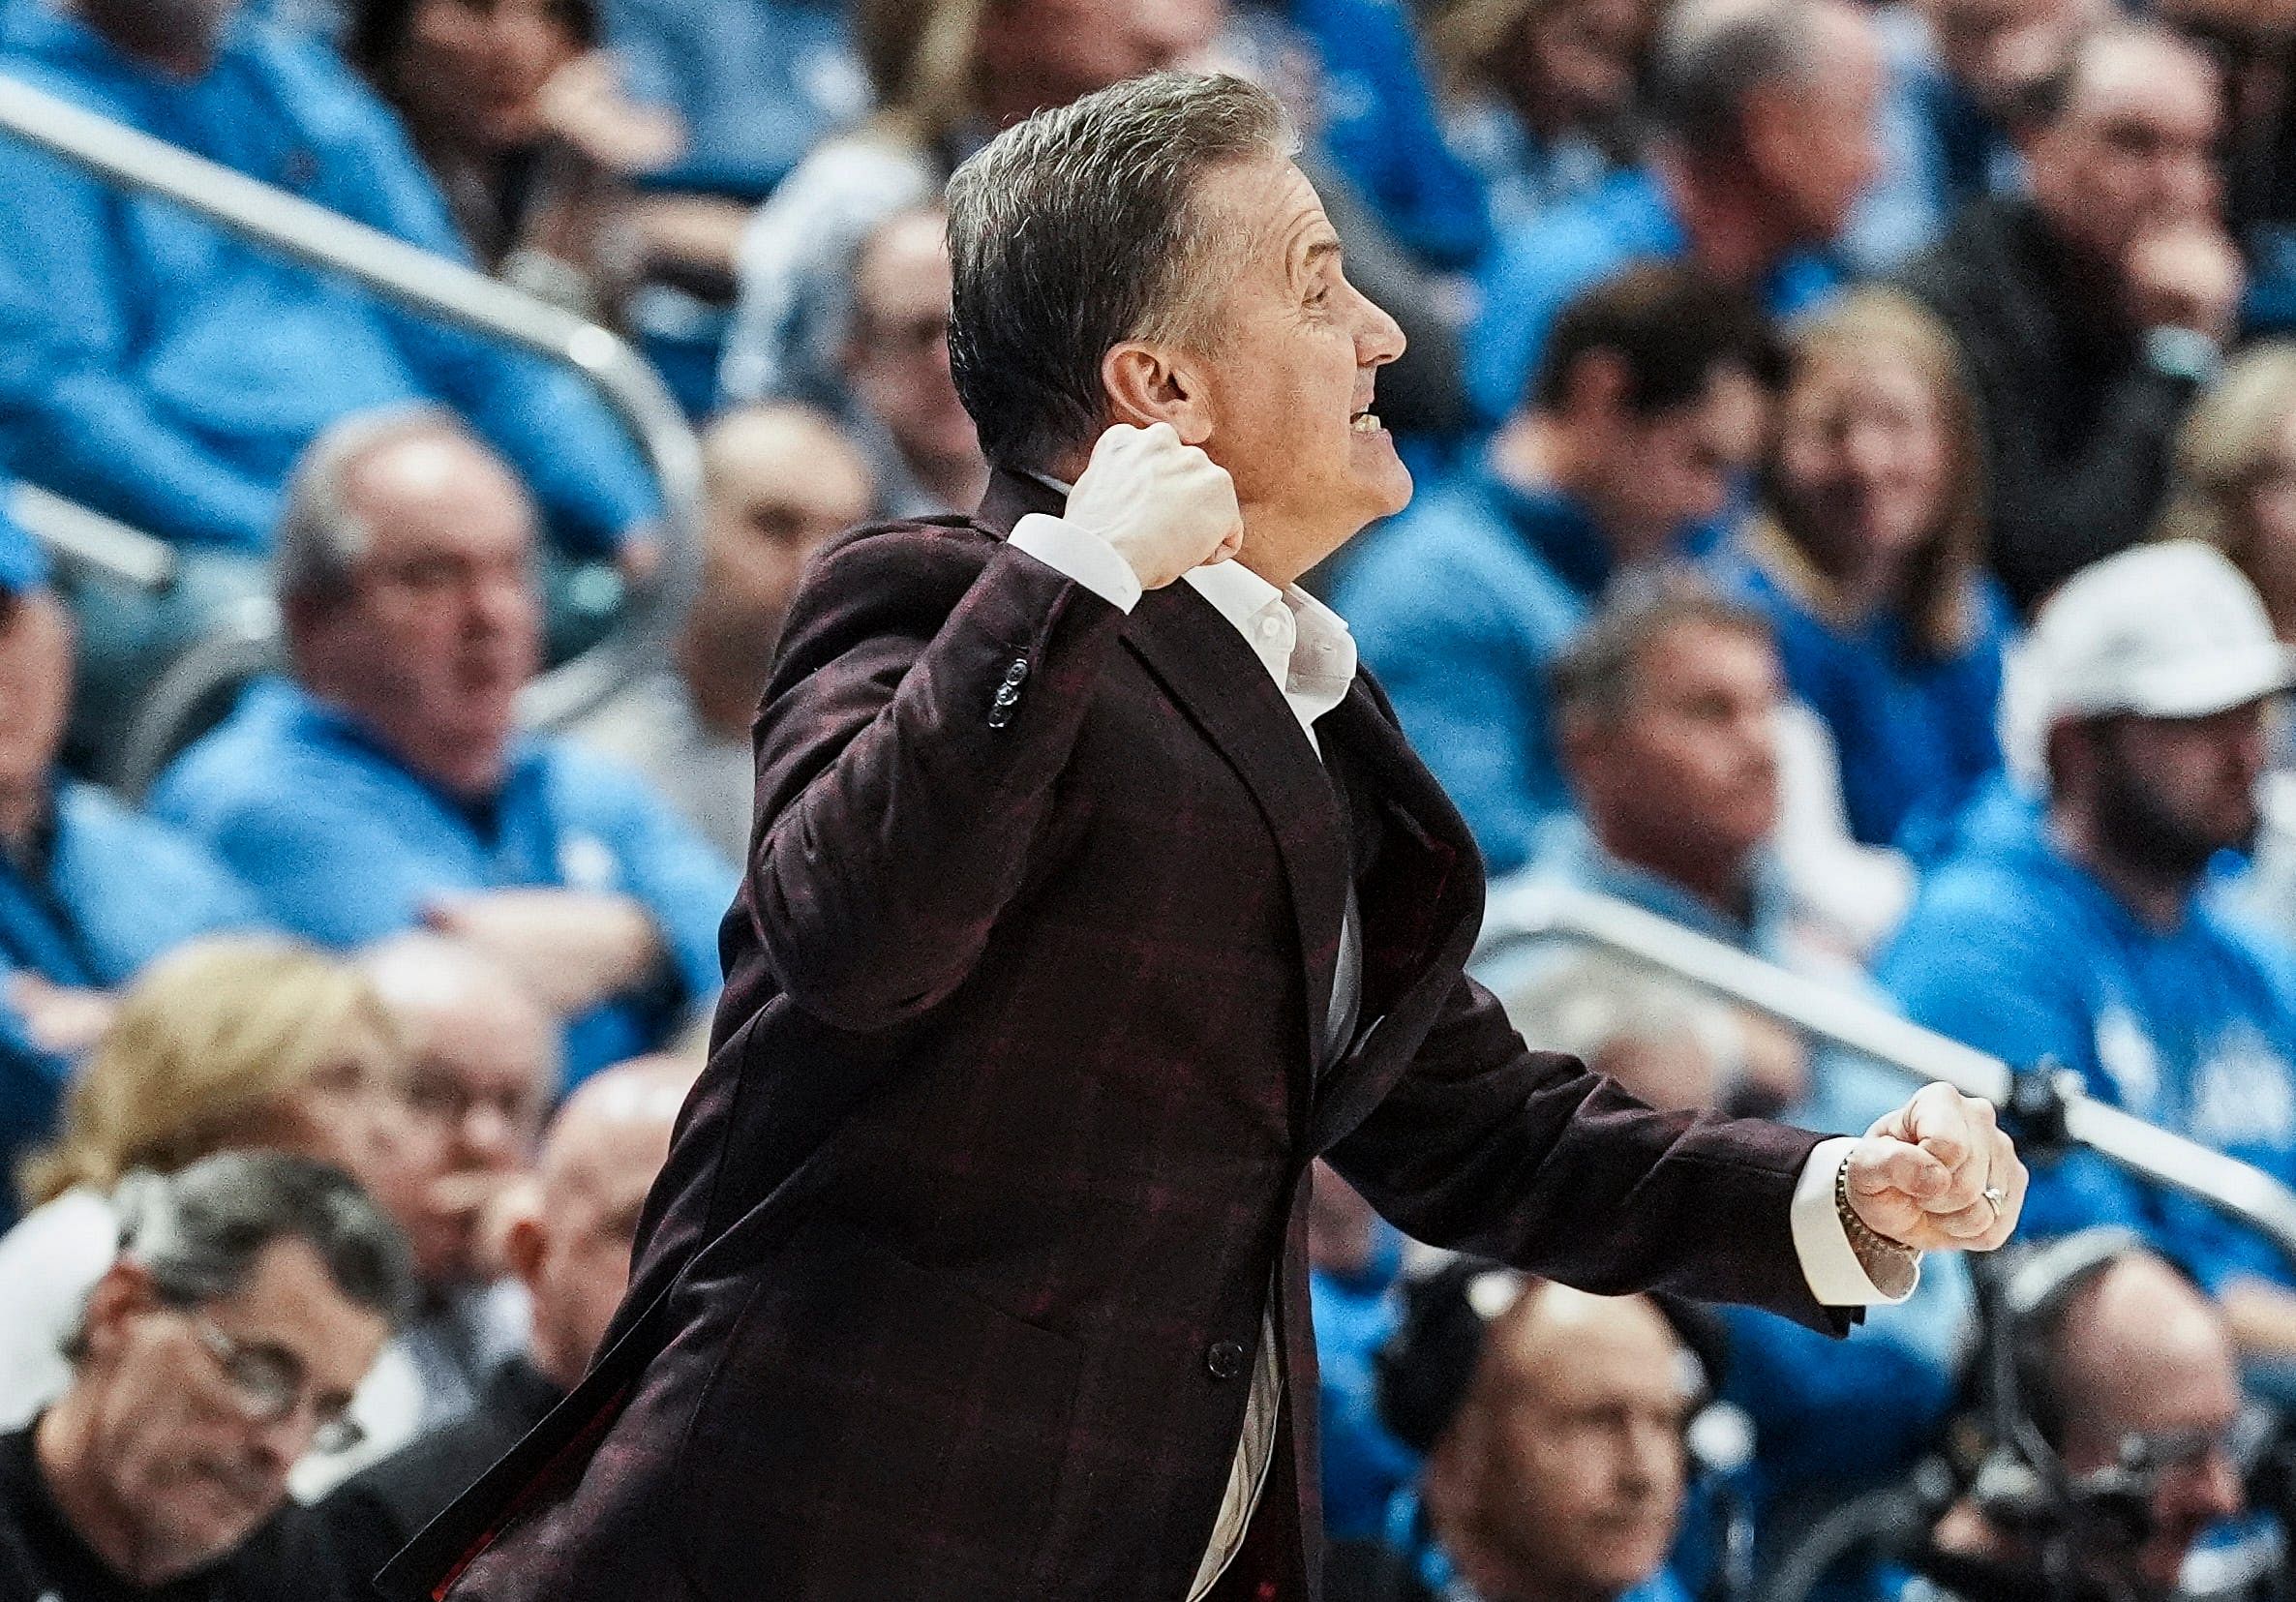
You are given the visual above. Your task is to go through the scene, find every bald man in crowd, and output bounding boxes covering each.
[1335,1271,1703,1602]
[572,404,875,863]
[1917,1242,2246,1601]
[318,1054,698,1598]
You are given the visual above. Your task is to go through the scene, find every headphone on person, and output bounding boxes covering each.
[1373,1255,1736,1464]
[1966,1225,2165,1547]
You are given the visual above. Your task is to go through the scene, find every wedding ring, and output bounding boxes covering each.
[1981,1186,2006,1220]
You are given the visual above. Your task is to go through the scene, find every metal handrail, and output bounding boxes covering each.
[11,482,178,593]
[0,72,703,731]
[1478,879,2296,1265]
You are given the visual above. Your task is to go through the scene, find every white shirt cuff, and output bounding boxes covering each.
[1008,513,1142,614]
[1792,1135,1919,1306]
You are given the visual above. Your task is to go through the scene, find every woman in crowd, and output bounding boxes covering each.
[1735,287,2012,861]
[2157,342,2296,641]
[347,0,683,318]
[1429,0,1655,233]
[0,936,414,1429]
[2155,345,2296,949]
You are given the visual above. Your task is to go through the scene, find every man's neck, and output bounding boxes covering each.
[70,0,224,76]
[310,685,510,805]
[0,778,48,861]
[34,1398,189,1587]
[2047,806,2196,934]
[1597,820,1755,927]
[1434,1498,1618,1602]
[1657,153,1789,287]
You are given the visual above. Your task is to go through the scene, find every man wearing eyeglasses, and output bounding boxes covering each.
[0,1151,415,1601]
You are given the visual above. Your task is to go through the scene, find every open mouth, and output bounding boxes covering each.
[1349,409,1381,434]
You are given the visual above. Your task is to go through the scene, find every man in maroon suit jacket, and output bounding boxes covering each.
[382,72,2027,1602]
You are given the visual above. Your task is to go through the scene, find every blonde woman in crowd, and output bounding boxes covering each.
[1736,287,2013,861]
[0,935,415,1431]
[2157,342,2296,643]
[2155,345,2296,950]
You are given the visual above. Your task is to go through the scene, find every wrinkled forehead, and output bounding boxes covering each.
[1184,156,1339,292]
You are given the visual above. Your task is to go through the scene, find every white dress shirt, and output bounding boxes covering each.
[1004,507,1909,1596]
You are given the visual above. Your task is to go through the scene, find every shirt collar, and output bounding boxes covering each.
[1022,469,1357,726]
[1182,559,1358,728]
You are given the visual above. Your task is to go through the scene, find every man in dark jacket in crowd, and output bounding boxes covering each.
[1897,20,2237,614]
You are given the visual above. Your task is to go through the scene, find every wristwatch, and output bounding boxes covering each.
[1836,1153,1922,1293]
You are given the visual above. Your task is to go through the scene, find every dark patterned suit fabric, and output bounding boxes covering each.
[379,470,1845,1602]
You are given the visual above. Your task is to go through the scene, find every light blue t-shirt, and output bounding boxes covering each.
[1882,784,2296,1292]
[0,5,659,555]
[151,680,735,1085]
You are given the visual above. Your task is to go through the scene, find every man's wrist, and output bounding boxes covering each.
[1008,512,1143,613]
[1835,1154,1922,1300]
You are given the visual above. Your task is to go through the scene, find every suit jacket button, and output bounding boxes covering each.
[1204,1339,1247,1381]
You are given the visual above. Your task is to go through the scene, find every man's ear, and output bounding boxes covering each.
[498,1198,550,1295]
[79,1259,156,1366]
[1101,339,1215,446]
[1559,348,1631,428]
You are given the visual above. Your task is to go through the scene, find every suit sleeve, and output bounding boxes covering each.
[742,523,1129,1032]
[1325,972,1848,1334]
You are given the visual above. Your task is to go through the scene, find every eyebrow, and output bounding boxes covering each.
[1300,238,1343,276]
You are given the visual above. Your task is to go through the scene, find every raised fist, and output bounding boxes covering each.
[1064,422,1245,591]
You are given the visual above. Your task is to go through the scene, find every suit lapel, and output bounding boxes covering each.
[1120,591,1353,1103]
[1305,680,1486,1149]
[977,469,1438,1118]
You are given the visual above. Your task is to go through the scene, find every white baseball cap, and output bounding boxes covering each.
[2027,540,2296,728]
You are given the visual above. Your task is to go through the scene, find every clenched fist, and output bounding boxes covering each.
[1065,423,1244,591]
[1846,1081,2027,1254]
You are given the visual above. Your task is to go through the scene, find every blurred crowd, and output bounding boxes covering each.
[5,0,2296,1597]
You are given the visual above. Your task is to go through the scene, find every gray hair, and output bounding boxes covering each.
[275,405,475,606]
[69,1152,416,1362]
[1550,571,1773,728]
[1649,0,1828,156]
[945,71,1297,471]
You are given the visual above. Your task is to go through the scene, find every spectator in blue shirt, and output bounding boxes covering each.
[1284,0,1493,273]
[1337,264,1776,874]
[0,0,660,561]
[0,493,268,1061]
[1465,0,1881,422]
[1471,579,1969,1517]
[604,0,862,203]
[1424,0,1656,238]
[1842,0,2078,274]
[0,499,267,1214]
[151,409,732,1086]
[1729,288,2012,860]
[1880,540,2296,1362]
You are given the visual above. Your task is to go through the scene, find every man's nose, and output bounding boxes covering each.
[458,1101,518,1163]
[245,1406,319,1478]
[1353,287,1406,369]
[2193,1443,2248,1522]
